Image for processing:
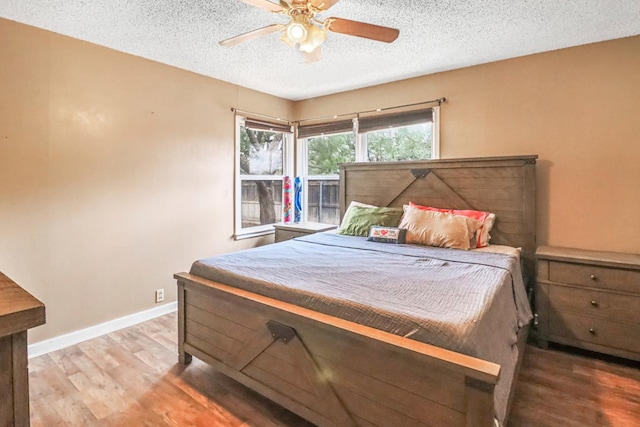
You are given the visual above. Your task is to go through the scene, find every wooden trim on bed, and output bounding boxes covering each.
[176,272,501,427]
[504,323,530,423]
[177,281,191,365]
[176,273,500,383]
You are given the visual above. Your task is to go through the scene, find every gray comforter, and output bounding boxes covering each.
[190,232,532,424]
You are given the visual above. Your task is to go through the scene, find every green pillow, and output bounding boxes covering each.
[338,206,404,237]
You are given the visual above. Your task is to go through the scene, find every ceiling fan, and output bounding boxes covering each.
[219,0,400,62]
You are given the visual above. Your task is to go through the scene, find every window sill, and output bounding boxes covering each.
[234,228,275,241]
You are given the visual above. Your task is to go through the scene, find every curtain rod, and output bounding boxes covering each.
[231,97,446,126]
[230,107,292,125]
[296,97,447,125]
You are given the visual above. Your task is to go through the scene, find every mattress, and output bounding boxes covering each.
[190,232,532,423]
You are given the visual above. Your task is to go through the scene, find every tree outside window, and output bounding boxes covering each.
[366,123,432,162]
[307,133,355,175]
[236,117,292,236]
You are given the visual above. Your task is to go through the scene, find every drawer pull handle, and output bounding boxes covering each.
[589,328,596,335]
[590,274,597,281]
[590,300,599,307]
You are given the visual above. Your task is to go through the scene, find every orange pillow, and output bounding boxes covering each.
[408,202,495,248]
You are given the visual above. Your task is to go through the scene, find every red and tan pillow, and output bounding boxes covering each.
[408,202,496,248]
[399,204,482,250]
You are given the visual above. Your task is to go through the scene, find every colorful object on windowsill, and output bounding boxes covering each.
[283,176,292,223]
[294,176,303,223]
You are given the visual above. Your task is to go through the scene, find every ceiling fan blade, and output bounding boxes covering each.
[238,0,285,13]
[219,24,283,47]
[304,47,322,63]
[326,17,399,43]
[309,0,340,11]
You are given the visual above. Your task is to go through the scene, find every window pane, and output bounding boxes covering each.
[307,133,355,175]
[240,180,283,228]
[306,180,340,225]
[366,123,433,162]
[240,126,284,175]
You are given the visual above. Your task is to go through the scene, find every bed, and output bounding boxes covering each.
[175,155,537,427]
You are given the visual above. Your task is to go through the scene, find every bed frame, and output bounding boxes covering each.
[175,155,537,427]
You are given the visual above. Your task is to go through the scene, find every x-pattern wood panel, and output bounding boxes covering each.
[225,321,356,427]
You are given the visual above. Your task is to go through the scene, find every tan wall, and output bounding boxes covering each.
[0,19,292,342]
[294,35,640,255]
[2,17,639,343]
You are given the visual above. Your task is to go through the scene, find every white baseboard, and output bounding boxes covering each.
[28,301,177,359]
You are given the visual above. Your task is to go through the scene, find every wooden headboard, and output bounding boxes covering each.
[339,155,537,277]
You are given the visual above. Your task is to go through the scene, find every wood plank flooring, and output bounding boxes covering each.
[29,312,640,426]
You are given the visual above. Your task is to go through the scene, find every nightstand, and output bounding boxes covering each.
[274,222,337,243]
[535,246,640,361]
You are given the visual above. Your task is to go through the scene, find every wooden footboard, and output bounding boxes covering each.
[175,272,503,427]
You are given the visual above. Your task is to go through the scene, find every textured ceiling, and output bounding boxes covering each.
[2,1,640,101]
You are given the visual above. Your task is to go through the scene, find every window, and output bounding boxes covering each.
[359,107,438,162]
[296,107,439,224]
[235,116,293,238]
[297,120,355,225]
[364,123,433,161]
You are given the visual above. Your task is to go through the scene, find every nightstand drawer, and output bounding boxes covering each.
[549,311,640,354]
[274,222,338,243]
[548,286,640,323]
[548,261,640,294]
[275,229,306,242]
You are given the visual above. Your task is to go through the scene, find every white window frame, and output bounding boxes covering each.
[235,115,294,239]
[296,107,440,223]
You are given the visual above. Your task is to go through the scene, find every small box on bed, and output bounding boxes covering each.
[367,226,407,244]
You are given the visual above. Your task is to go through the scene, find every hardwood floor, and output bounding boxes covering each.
[29,313,640,426]
[508,344,640,427]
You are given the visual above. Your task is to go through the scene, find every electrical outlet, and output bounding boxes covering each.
[155,288,165,303]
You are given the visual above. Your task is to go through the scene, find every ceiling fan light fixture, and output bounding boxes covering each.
[286,22,307,43]
[222,0,400,62]
[299,24,327,52]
